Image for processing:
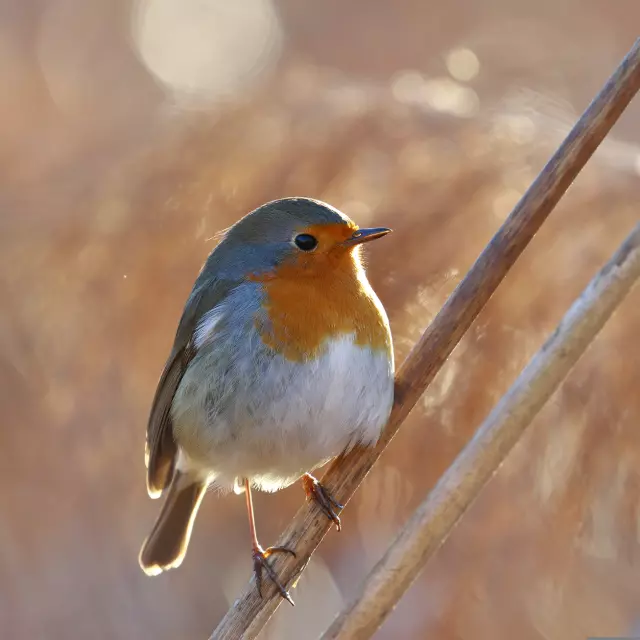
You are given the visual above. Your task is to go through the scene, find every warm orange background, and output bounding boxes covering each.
[1,1,639,639]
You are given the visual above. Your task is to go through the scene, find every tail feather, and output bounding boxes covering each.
[139,471,207,576]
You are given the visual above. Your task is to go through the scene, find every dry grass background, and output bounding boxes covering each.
[1,1,639,638]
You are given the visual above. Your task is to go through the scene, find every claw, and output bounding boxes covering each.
[302,473,343,531]
[252,545,296,605]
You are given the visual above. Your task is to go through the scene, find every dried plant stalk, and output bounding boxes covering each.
[211,39,640,640]
[322,223,640,639]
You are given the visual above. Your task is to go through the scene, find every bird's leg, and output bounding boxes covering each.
[243,478,296,605]
[301,473,343,531]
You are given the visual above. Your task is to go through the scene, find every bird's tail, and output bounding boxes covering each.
[139,470,207,576]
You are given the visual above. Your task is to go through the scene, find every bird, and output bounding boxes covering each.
[139,197,394,603]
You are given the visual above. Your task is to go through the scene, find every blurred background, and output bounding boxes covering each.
[1,1,639,638]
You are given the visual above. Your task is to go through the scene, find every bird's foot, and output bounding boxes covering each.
[302,473,343,531]
[253,544,296,605]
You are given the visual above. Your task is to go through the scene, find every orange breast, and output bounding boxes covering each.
[250,241,391,362]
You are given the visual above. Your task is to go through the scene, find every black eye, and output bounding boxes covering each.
[294,234,318,251]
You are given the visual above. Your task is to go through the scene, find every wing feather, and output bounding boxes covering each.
[145,278,237,497]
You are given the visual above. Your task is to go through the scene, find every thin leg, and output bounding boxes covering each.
[244,477,261,549]
[243,478,296,605]
[302,473,344,531]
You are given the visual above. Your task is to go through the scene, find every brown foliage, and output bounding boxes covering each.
[1,1,639,639]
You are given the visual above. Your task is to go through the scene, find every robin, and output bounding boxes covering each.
[139,197,394,603]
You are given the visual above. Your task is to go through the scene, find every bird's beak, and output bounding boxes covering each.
[343,227,392,247]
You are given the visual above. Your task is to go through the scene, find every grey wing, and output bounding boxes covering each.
[145,340,196,497]
[145,277,238,498]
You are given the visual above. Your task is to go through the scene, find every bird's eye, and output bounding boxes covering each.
[294,234,318,251]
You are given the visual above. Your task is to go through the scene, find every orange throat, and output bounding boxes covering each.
[251,249,390,362]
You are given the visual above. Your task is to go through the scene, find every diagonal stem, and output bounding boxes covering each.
[322,224,640,639]
[211,38,640,640]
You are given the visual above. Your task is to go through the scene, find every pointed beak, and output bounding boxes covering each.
[343,227,392,247]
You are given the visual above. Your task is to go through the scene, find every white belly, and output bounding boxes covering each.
[173,333,394,492]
